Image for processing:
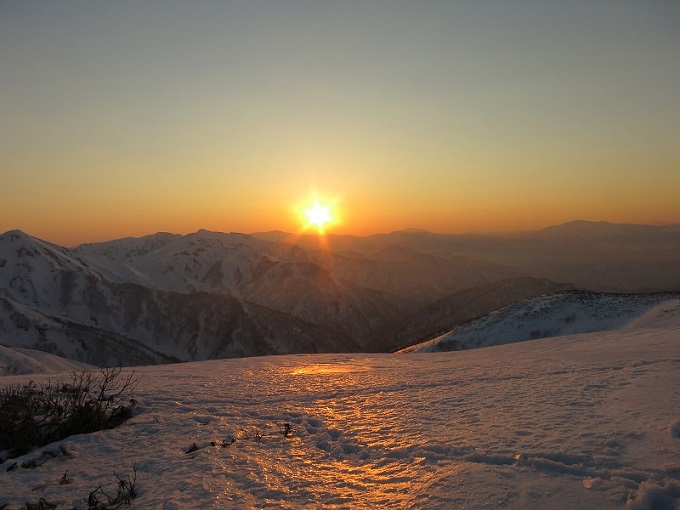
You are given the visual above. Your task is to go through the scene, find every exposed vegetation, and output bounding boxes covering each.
[85,464,138,509]
[0,368,139,458]
[4,466,139,510]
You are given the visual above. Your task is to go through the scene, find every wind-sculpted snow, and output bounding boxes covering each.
[0,345,94,375]
[1,304,679,508]
[400,291,680,353]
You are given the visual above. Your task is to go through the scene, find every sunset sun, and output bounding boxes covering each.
[301,199,336,233]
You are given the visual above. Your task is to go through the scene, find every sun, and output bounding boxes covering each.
[303,201,333,232]
[301,198,336,233]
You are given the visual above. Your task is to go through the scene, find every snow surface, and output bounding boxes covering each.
[399,292,679,353]
[0,345,94,375]
[1,301,680,509]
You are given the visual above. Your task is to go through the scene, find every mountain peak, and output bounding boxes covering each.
[0,231,72,254]
[0,230,53,251]
[537,220,630,239]
[192,229,251,240]
[0,229,31,241]
[536,220,680,242]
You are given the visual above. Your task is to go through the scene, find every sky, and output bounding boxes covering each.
[1,1,679,245]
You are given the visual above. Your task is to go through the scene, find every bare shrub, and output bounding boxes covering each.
[85,464,138,509]
[0,368,140,458]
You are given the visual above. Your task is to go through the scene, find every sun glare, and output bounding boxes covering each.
[300,198,336,234]
[304,201,333,232]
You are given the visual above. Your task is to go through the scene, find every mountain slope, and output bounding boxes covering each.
[77,230,398,349]
[263,222,680,293]
[399,291,680,353]
[0,344,95,375]
[0,230,103,309]
[239,261,405,348]
[374,277,578,352]
[327,251,519,311]
[0,230,355,366]
[0,283,353,366]
[2,223,679,366]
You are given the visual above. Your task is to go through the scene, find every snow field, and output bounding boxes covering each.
[1,303,680,508]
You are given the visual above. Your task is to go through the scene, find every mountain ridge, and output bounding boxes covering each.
[1,221,678,366]
[399,291,680,354]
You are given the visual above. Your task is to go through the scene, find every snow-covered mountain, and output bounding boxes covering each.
[2,300,679,508]
[76,229,413,334]
[1,223,679,366]
[399,291,680,353]
[76,230,297,293]
[376,276,578,352]
[0,228,535,365]
[0,231,357,365]
[74,232,180,261]
[0,230,103,310]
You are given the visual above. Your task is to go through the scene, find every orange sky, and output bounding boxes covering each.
[1,1,679,246]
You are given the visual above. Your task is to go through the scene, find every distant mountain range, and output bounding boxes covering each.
[1,220,679,366]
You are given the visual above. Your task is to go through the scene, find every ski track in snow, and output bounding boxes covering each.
[1,303,680,509]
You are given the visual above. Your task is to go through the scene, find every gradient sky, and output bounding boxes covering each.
[1,1,679,245]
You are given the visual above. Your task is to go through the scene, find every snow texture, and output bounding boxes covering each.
[1,300,679,509]
[0,345,94,375]
[399,292,679,353]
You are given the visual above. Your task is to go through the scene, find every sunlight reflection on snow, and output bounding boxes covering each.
[4,324,680,509]
[290,363,371,375]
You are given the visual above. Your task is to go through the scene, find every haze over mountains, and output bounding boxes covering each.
[1,221,679,367]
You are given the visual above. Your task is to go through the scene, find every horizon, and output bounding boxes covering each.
[2,2,679,245]
[3,218,680,248]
